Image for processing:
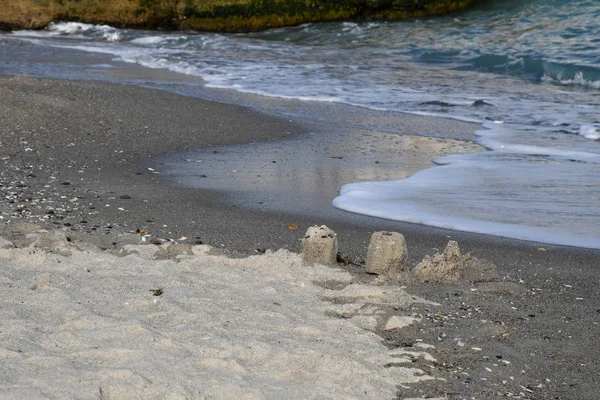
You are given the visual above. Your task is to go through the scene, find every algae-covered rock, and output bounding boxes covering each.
[0,0,478,32]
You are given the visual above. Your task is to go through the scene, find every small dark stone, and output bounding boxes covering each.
[61,182,71,185]
[199,174,207,178]
[472,99,493,107]
[80,220,87,224]
[66,237,72,242]
[119,195,131,199]
[421,100,454,107]
[63,223,71,227]
[150,288,163,296]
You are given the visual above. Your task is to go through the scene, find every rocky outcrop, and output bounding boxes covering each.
[0,0,477,32]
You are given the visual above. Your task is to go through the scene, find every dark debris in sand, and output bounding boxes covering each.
[393,270,600,399]
[0,75,301,250]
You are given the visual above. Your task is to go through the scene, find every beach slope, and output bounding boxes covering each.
[1,76,599,399]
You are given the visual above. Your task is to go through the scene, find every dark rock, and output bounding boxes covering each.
[421,101,455,107]
[472,99,494,107]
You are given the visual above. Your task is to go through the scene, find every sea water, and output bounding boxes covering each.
[1,0,599,248]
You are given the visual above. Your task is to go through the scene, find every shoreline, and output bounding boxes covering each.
[1,74,595,256]
[1,75,600,398]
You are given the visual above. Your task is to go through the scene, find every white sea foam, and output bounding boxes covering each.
[332,121,600,248]
[131,36,169,45]
[47,22,100,34]
[474,123,600,162]
[333,153,600,249]
[204,81,344,103]
[103,32,121,42]
[12,22,123,41]
[406,110,484,124]
[542,72,600,90]
[579,125,600,140]
[130,35,188,45]
[48,22,121,41]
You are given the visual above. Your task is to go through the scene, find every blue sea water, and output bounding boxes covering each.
[1,0,599,248]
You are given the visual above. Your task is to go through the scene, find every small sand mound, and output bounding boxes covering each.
[412,241,497,284]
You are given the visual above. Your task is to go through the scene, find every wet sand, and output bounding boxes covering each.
[1,75,599,399]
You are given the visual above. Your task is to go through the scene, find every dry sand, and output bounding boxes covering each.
[0,230,435,399]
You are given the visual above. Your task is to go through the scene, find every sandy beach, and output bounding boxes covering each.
[1,75,600,399]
